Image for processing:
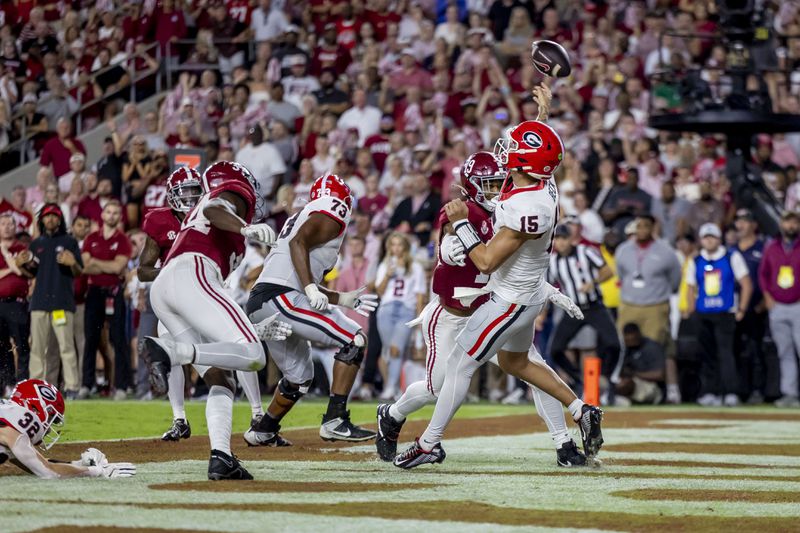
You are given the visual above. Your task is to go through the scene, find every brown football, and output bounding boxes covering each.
[530,40,572,78]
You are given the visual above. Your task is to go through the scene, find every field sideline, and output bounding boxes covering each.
[2,400,799,532]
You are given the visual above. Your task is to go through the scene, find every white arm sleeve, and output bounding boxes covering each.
[205,196,238,215]
[730,251,751,281]
[9,433,60,479]
[684,258,696,287]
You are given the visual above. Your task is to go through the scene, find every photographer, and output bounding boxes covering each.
[25,204,83,398]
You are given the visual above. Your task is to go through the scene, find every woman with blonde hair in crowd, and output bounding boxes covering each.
[374,232,427,400]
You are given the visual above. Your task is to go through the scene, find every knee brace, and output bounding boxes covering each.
[334,332,366,366]
[277,377,311,402]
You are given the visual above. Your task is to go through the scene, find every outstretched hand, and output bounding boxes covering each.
[533,83,552,122]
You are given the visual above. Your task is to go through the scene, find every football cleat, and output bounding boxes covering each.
[320,410,376,442]
[393,438,446,469]
[208,449,253,481]
[161,418,191,442]
[376,403,405,461]
[556,439,587,467]
[577,404,604,459]
[244,424,292,447]
[141,337,172,397]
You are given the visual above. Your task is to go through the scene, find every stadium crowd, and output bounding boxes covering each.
[0,0,799,409]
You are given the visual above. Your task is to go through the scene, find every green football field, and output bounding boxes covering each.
[2,398,799,532]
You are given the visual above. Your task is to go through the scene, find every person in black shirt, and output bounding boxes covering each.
[601,168,652,237]
[95,136,124,198]
[616,323,666,405]
[313,68,349,116]
[20,204,83,398]
[93,48,130,98]
[388,173,440,246]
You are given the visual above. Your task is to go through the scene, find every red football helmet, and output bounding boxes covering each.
[166,167,203,213]
[494,120,564,179]
[460,151,506,212]
[10,379,65,449]
[201,161,264,222]
[310,174,353,210]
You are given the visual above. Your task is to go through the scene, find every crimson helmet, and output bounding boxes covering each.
[201,161,265,222]
[494,120,564,179]
[310,174,353,211]
[166,167,203,213]
[10,379,65,450]
[460,151,506,212]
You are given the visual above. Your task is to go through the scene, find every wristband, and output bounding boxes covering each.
[453,219,481,253]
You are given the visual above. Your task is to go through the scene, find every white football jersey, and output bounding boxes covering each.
[486,179,559,306]
[258,195,351,290]
[0,399,47,448]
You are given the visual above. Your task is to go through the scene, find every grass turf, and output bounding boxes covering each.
[60,398,533,442]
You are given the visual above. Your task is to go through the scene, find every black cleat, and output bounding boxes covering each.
[244,419,292,447]
[393,438,446,469]
[556,439,587,467]
[141,337,171,397]
[577,404,604,459]
[208,449,253,480]
[162,418,191,442]
[376,403,404,461]
[320,410,376,442]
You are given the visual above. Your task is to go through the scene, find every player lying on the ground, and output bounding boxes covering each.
[377,148,588,468]
[395,120,604,469]
[137,167,266,443]
[244,174,379,446]
[0,379,135,479]
[142,161,289,480]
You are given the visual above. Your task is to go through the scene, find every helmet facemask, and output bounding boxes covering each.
[470,173,506,211]
[168,180,203,212]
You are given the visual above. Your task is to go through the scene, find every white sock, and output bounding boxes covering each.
[236,371,263,418]
[193,341,265,371]
[390,380,435,422]
[387,356,403,391]
[531,385,571,447]
[168,367,186,420]
[206,385,234,455]
[568,399,585,421]
[419,347,478,450]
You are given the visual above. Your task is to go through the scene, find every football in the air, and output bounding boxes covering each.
[530,40,571,78]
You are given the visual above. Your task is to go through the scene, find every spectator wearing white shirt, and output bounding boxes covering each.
[234,125,287,200]
[374,232,426,400]
[281,56,320,110]
[250,0,288,43]
[337,88,381,146]
[310,134,336,177]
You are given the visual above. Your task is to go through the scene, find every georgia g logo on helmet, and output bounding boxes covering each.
[37,384,58,402]
[522,131,543,149]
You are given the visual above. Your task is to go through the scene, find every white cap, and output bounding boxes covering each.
[698,223,722,239]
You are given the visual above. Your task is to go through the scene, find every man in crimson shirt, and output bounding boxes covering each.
[77,177,116,228]
[364,115,394,173]
[40,118,86,179]
[0,186,34,233]
[0,214,33,391]
[311,23,352,75]
[154,0,187,61]
[365,0,401,41]
[80,201,133,398]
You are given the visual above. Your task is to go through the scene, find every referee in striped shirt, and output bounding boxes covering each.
[549,225,620,381]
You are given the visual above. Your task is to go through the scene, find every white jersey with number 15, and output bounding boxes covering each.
[257,196,351,291]
[485,179,559,306]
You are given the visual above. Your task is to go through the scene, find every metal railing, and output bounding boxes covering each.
[6,41,162,166]
[163,39,258,90]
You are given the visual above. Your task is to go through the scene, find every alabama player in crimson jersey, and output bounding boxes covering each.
[244,174,379,446]
[141,161,289,480]
[377,151,587,467]
[0,379,135,478]
[395,118,605,469]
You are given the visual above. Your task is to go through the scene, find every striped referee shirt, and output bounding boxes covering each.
[549,244,606,308]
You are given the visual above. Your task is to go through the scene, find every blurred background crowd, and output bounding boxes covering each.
[0,0,800,409]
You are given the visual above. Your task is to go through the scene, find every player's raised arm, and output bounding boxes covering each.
[446,199,540,274]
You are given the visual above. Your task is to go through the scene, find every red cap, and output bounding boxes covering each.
[40,204,63,219]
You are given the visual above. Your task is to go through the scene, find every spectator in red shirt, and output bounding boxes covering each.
[0,186,34,233]
[0,213,33,390]
[364,114,394,172]
[39,118,86,179]
[80,200,132,399]
[365,0,401,41]
[77,176,115,228]
[389,48,433,98]
[209,0,250,79]
[312,23,352,75]
[154,0,187,63]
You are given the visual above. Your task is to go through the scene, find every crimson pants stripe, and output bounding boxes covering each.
[195,257,257,343]
[426,305,443,394]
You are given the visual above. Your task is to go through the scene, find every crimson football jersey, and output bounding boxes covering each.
[164,187,251,279]
[141,207,181,263]
[431,200,493,312]
[141,174,169,219]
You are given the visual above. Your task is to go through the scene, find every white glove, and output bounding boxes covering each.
[241,223,276,245]
[545,283,584,320]
[338,287,379,316]
[80,447,107,467]
[440,234,466,266]
[101,462,137,478]
[304,283,329,311]
[254,312,293,341]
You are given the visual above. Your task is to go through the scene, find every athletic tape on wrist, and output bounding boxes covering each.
[453,220,480,253]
